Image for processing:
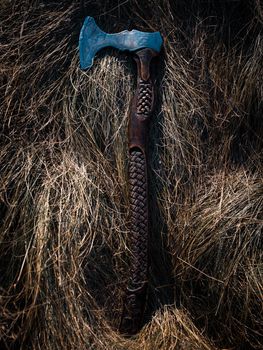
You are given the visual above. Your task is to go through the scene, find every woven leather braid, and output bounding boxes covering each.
[129,149,148,287]
[137,80,152,116]
[119,148,148,335]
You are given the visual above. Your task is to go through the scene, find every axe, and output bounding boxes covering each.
[79,17,163,335]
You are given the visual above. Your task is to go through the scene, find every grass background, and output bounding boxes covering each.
[0,1,262,349]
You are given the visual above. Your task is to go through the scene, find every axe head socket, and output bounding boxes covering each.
[79,17,163,69]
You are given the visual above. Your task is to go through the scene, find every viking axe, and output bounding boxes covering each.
[79,16,163,335]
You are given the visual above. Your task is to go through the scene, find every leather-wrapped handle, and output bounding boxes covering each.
[119,48,157,335]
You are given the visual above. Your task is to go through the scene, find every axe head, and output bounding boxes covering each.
[79,17,163,69]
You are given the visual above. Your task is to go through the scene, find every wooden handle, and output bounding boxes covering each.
[119,48,158,335]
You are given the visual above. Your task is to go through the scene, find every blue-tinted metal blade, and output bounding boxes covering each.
[79,17,163,69]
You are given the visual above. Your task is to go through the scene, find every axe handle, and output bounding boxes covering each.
[119,48,157,335]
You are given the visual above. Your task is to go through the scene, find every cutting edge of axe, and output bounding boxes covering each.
[78,16,163,336]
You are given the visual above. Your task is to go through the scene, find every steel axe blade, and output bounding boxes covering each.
[79,16,163,69]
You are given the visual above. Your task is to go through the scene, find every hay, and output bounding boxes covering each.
[0,1,262,349]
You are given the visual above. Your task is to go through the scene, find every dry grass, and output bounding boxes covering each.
[0,1,262,349]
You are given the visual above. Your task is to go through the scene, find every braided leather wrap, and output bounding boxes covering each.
[137,80,153,116]
[129,149,148,286]
[120,148,148,335]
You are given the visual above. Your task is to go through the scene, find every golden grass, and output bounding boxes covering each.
[0,1,262,349]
